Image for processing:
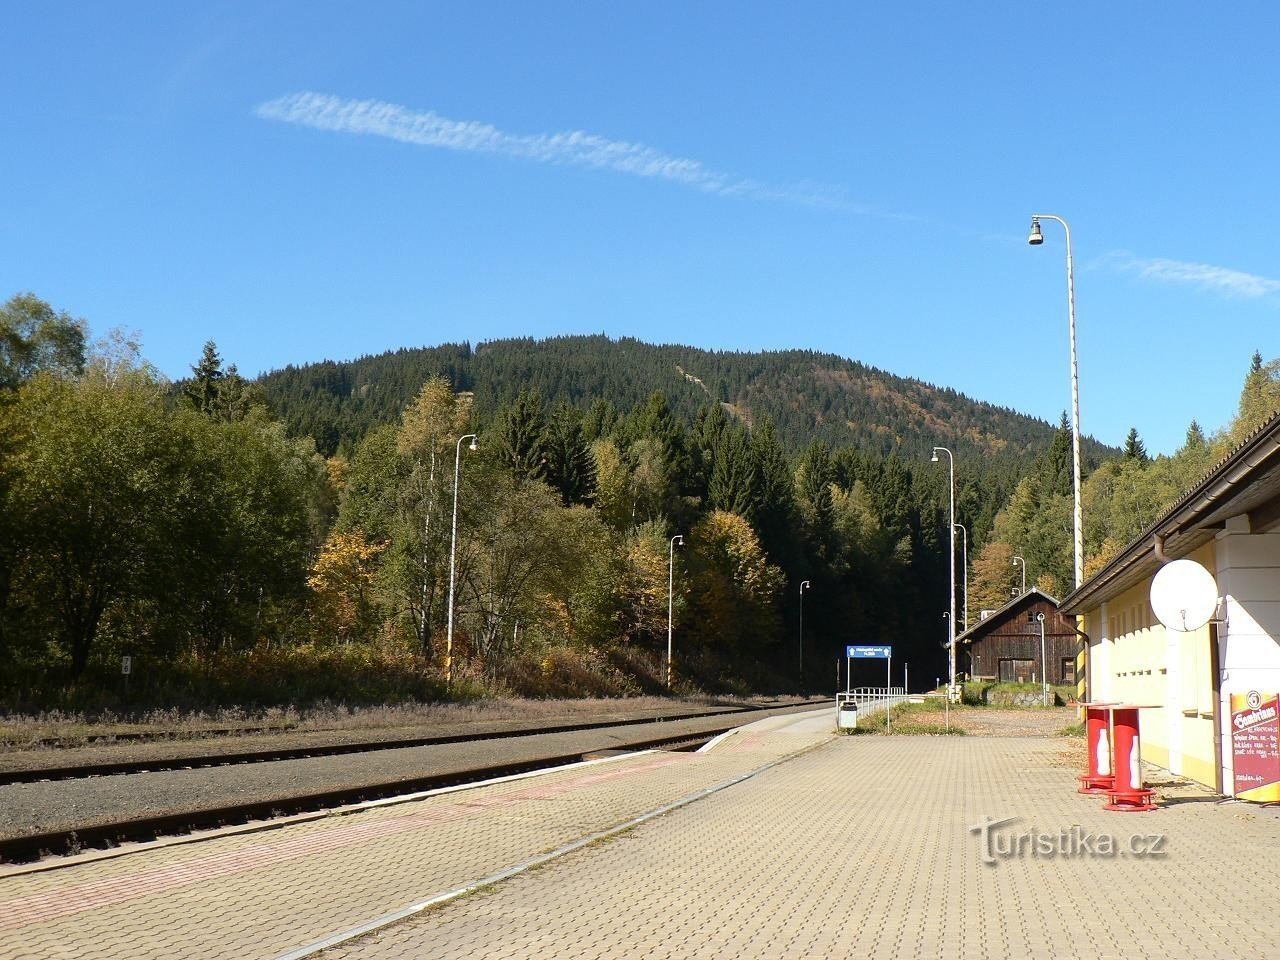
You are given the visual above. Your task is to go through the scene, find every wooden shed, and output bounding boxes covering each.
[955,588,1078,684]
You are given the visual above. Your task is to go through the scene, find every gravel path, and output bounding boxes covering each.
[0,702,830,842]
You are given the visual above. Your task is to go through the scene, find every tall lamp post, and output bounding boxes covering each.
[954,523,968,631]
[667,534,684,690]
[446,433,478,686]
[1031,611,1048,706]
[798,580,811,695]
[1028,214,1084,589]
[1012,554,1027,596]
[931,446,956,698]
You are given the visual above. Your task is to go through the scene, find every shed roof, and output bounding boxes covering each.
[954,588,1060,646]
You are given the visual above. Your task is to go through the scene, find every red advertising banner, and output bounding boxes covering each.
[1231,691,1280,802]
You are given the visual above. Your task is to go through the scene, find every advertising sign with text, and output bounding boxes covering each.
[1231,690,1280,802]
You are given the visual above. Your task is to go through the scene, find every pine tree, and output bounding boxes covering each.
[750,418,796,561]
[707,424,759,520]
[1181,420,1206,453]
[496,390,549,482]
[1037,413,1073,499]
[1231,351,1280,443]
[185,341,225,415]
[1123,427,1149,462]
[796,440,834,533]
[543,405,597,506]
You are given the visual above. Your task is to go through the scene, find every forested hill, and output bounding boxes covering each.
[257,335,1107,466]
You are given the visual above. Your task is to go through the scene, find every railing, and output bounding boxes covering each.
[836,686,909,723]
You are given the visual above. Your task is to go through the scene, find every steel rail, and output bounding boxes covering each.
[0,721,764,865]
[0,700,830,786]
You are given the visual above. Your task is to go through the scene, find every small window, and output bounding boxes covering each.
[1061,658,1076,684]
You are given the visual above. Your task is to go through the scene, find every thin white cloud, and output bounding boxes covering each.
[256,91,871,213]
[1105,251,1280,299]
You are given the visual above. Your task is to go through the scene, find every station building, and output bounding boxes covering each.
[1061,410,1280,799]
[954,588,1075,685]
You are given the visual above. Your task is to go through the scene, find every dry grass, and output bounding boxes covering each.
[841,699,1078,738]
[0,694,768,747]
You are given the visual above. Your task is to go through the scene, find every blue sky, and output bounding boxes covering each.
[3,2,1276,454]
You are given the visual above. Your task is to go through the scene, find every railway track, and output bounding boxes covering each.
[0,701,831,865]
[0,700,829,786]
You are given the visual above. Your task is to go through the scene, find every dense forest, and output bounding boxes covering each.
[257,335,1115,465]
[5,292,1273,713]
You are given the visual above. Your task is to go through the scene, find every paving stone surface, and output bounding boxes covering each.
[4,708,1278,960]
[0,710,830,959]
[320,732,1280,960]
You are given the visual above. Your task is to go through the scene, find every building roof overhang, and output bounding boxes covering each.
[1061,411,1280,615]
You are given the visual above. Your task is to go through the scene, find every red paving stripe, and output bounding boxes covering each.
[0,751,690,931]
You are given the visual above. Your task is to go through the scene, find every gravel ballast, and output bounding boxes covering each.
[0,701,832,843]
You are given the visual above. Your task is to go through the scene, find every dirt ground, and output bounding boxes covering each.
[903,700,1079,737]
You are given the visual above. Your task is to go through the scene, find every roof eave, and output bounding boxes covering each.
[1061,411,1280,615]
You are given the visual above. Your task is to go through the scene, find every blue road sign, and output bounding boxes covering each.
[847,645,892,659]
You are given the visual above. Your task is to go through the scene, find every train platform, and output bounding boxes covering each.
[3,706,1279,959]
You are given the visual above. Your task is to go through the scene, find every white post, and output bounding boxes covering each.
[955,523,968,630]
[932,447,956,699]
[667,534,683,689]
[446,433,477,686]
[799,580,810,695]
[886,654,892,734]
[1038,613,1049,706]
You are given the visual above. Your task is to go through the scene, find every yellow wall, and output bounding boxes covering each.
[1083,542,1218,790]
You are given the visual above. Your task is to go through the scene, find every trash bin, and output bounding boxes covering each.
[836,695,859,730]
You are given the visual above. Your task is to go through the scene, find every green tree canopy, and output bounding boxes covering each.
[0,293,86,391]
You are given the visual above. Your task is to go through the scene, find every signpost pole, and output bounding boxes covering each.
[886,654,892,734]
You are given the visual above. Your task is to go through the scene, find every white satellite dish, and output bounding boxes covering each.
[1150,559,1219,632]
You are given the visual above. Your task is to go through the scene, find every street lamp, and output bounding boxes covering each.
[667,534,684,690]
[445,433,478,686]
[931,446,956,698]
[1028,214,1084,589]
[1012,554,1027,596]
[1030,611,1048,706]
[799,580,811,695]
[954,523,968,630]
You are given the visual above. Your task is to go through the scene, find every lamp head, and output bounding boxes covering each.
[930,451,939,463]
[1036,612,1046,623]
[800,580,810,592]
[468,438,478,452]
[1027,218,1044,246]
[674,535,684,547]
